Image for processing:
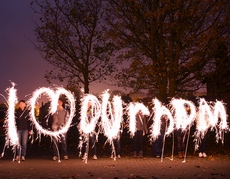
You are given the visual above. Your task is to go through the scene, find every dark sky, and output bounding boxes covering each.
[0,0,125,103]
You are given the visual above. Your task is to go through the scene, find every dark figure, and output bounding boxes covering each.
[122,94,133,136]
[81,132,98,160]
[52,98,69,161]
[81,102,98,160]
[15,100,33,161]
[175,129,187,158]
[153,115,167,158]
[198,135,207,158]
[133,110,148,158]
[111,131,121,159]
[39,101,53,129]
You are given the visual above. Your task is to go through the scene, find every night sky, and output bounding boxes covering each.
[0,0,123,103]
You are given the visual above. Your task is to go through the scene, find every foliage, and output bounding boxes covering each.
[205,40,230,96]
[104,0,229,101]
[31,0,116,93]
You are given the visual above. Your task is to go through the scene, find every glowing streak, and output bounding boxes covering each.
[79,94,101,134]
[5,83,19,146]
[196,98,228,143]
[2,82,230,161]
[196,98,214,137]
[213,101,228,130]
[170,98,196,130]
[213,101,228,143]
[149,99,174,141]
[101,90,123,142]
[127,102,150,137]
[29,87,75,138]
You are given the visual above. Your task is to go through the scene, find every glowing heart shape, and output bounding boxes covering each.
[29,87,75,138]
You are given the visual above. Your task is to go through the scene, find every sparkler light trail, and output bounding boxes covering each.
[196,98,213,136]
[213,101,228,131]
[127,102,150,137]
[1,83,229,163]
[5,83,19,146]
[29,87,76,139]
[78,93,102,163]
[196,98,228,143]
[101,90,123,143]
[79,94,101,135]
[149,99,174,141]
[170,98,196,131]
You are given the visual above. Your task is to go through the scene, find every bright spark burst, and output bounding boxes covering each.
[196,98,228,143]
[29,87,76,139]
[149,99,174,141]
[170,98,196,131]
[101,90,123,143]
[5,83,19,146]
[79,94,101,135]
[127,102,150,137]
[1,82,229,162]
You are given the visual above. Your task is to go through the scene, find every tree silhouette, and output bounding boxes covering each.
[105,0,229,101]
[31,0,116,93]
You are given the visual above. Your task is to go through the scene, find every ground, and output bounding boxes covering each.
[1,147,230,179]
[1,131,230,178]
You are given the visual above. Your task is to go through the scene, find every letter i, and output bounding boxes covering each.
[6,83,19,146]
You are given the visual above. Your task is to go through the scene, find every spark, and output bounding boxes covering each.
[149,98,174,141]
[78,93,101,162]
[213,101,228,130]
[79,94,101,135]
[170,98,196,130]
[1,82,229,163]
[29,87,76,139]
[101,90,123,143]
[196,98,228,143]
[127,102,150,137]
[5,83,19,146]
[196,98,213,136]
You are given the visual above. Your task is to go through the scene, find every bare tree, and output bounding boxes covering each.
[31,0,116,93]
[105,0,229,101]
